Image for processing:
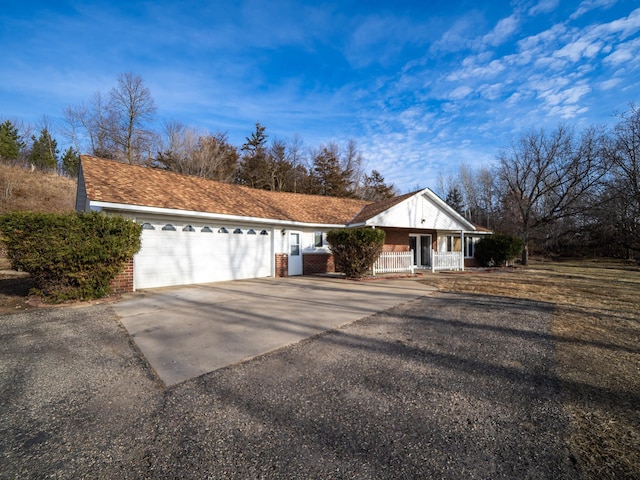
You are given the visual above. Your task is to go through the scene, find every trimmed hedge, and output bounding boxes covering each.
[0,211,141,302]
[475,233,524,267]
[326,227,385,279]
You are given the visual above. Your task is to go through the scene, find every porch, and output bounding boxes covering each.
[372,249,465,276]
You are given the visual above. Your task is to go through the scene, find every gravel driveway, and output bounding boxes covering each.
[0,293,578,479]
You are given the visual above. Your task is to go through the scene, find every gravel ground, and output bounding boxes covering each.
[0,293,578,479]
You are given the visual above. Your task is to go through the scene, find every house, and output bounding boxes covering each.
[76,155,489,291]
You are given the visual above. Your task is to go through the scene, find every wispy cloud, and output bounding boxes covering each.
[482,14,521,47]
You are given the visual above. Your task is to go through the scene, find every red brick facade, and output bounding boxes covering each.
[303,252,335,275]
[110,257,134,294]
[381,227,437,252]
[275,253,288,277]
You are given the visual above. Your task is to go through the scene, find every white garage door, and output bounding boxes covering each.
[134,222,272,289]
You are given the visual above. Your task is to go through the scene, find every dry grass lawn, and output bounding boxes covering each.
[0,163,76,214]
[419,259,640,480]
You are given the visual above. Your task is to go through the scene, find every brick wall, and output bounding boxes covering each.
[382,228,411,252]
[110,257,134,293]
[275,253,288,277]
[303,252,335,275]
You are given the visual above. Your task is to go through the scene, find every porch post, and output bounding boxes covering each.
[460,230,465,271]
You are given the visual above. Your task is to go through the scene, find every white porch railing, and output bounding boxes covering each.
[431,251,464,272]
[373,250,415,276]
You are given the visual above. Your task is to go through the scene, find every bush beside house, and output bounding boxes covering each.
[475,233,524,267]
[0,211,141,302]
[326,228,385,279]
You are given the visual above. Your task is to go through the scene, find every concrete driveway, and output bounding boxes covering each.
[114,276,436,386]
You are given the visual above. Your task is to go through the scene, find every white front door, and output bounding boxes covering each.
[288,231,303,276]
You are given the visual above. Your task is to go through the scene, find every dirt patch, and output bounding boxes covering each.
[419,259,640,480]
[0,271,35,314]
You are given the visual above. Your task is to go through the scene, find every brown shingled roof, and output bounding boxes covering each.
[80,155,370,225]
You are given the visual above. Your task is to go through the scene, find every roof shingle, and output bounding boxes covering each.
[80,155,371,225]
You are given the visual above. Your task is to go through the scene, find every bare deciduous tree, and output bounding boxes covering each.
[156,121,238,182]
[109,72,157,164]
[497,124,608,264]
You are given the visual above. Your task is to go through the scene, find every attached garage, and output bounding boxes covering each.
[134,221,272,289]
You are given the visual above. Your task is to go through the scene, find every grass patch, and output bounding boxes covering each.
[0,163,76,214]
[419,259,640,479]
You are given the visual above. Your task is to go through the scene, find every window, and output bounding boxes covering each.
[162,224,176,231]
[260,230,269,235]
[141,222,155,230]
[465,237,476,258]
[247,229,256,235]
[182,225,195,232]
[446,235,461,252]
[314,232,323,247]
[233,228,243,234]
[218,227,229,234]
[201,226,213,233]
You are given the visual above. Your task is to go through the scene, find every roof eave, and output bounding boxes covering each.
[87,200,348,229]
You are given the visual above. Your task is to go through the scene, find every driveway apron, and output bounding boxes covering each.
[114,276,436,386]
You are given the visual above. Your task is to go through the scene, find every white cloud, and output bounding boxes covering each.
[599,78,623,90]
[482,14,520,47]
[570,0,619,20]
[449,86,473,100]
[528,0,560,16]
[553,39,600,62]
[603,37,640,65]
[430,14,480,53]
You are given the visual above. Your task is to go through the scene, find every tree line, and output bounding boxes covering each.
[0,73,396,202]
[440,105,640,263]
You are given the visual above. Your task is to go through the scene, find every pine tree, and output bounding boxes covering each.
[238,122,271,189]
[28,128,58,171]
[61,147,80,177]
[361,170,396,201]
[0,120,25,162]
[445,186,465,215]
[310,145,353,197]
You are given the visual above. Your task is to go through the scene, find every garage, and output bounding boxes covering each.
[134,221,272,289]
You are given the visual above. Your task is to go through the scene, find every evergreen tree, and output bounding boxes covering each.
[237,122,271,189]
[28,128,58,171]
[61,147,80,177]
[0,120,25,162]
[361,170,396,201]
[309,145,353,197]
[445,186,465,215]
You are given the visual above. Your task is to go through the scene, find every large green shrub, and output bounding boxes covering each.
[0,211,141,302]
[326,227,386,279]
[475,233,524,267]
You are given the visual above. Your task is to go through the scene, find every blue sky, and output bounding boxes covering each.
[2,0,640,192]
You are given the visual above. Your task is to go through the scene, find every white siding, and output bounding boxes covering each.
[366,192,472,231]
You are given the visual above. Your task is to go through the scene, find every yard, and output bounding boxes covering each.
[419,258,640,480]
[0,258,638,478]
